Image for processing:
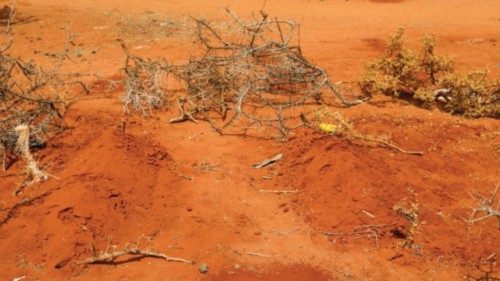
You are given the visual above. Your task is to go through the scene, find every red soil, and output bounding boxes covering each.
[1,0,499,280]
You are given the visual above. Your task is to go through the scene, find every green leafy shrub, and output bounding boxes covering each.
[439,71,499,118]
[359,29,499,118]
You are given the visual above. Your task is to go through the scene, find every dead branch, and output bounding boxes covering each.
[83,237,195,265]
[468,183,500,225]
[353,134,424,156]
[253,153,282,168]
[83,247,195,264]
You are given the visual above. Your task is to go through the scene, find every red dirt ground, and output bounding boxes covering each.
[1,0,499,280]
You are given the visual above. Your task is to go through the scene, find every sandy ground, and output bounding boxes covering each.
[0,0,499,280]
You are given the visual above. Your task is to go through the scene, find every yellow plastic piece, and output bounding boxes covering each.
[318,123,337,134]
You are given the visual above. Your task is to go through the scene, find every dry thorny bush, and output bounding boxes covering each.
[121,54,170,116]
[0,3,75,190]
[359,28,499,118]
[122,9,365,140]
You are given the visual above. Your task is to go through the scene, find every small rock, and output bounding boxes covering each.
[234,264,241,269]
[199,263,209,274]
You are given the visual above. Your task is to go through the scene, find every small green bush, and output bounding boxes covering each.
[439,70,499,118]
[359,29,499,118]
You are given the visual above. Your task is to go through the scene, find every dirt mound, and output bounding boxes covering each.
[0,101,184,278]
[279,110,499,264]
[1,0,499,280]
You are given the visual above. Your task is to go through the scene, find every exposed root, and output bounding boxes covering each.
[13,125,48,194]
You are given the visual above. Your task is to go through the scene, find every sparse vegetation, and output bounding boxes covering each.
[360,29,499,118]
[1,2,499,280]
